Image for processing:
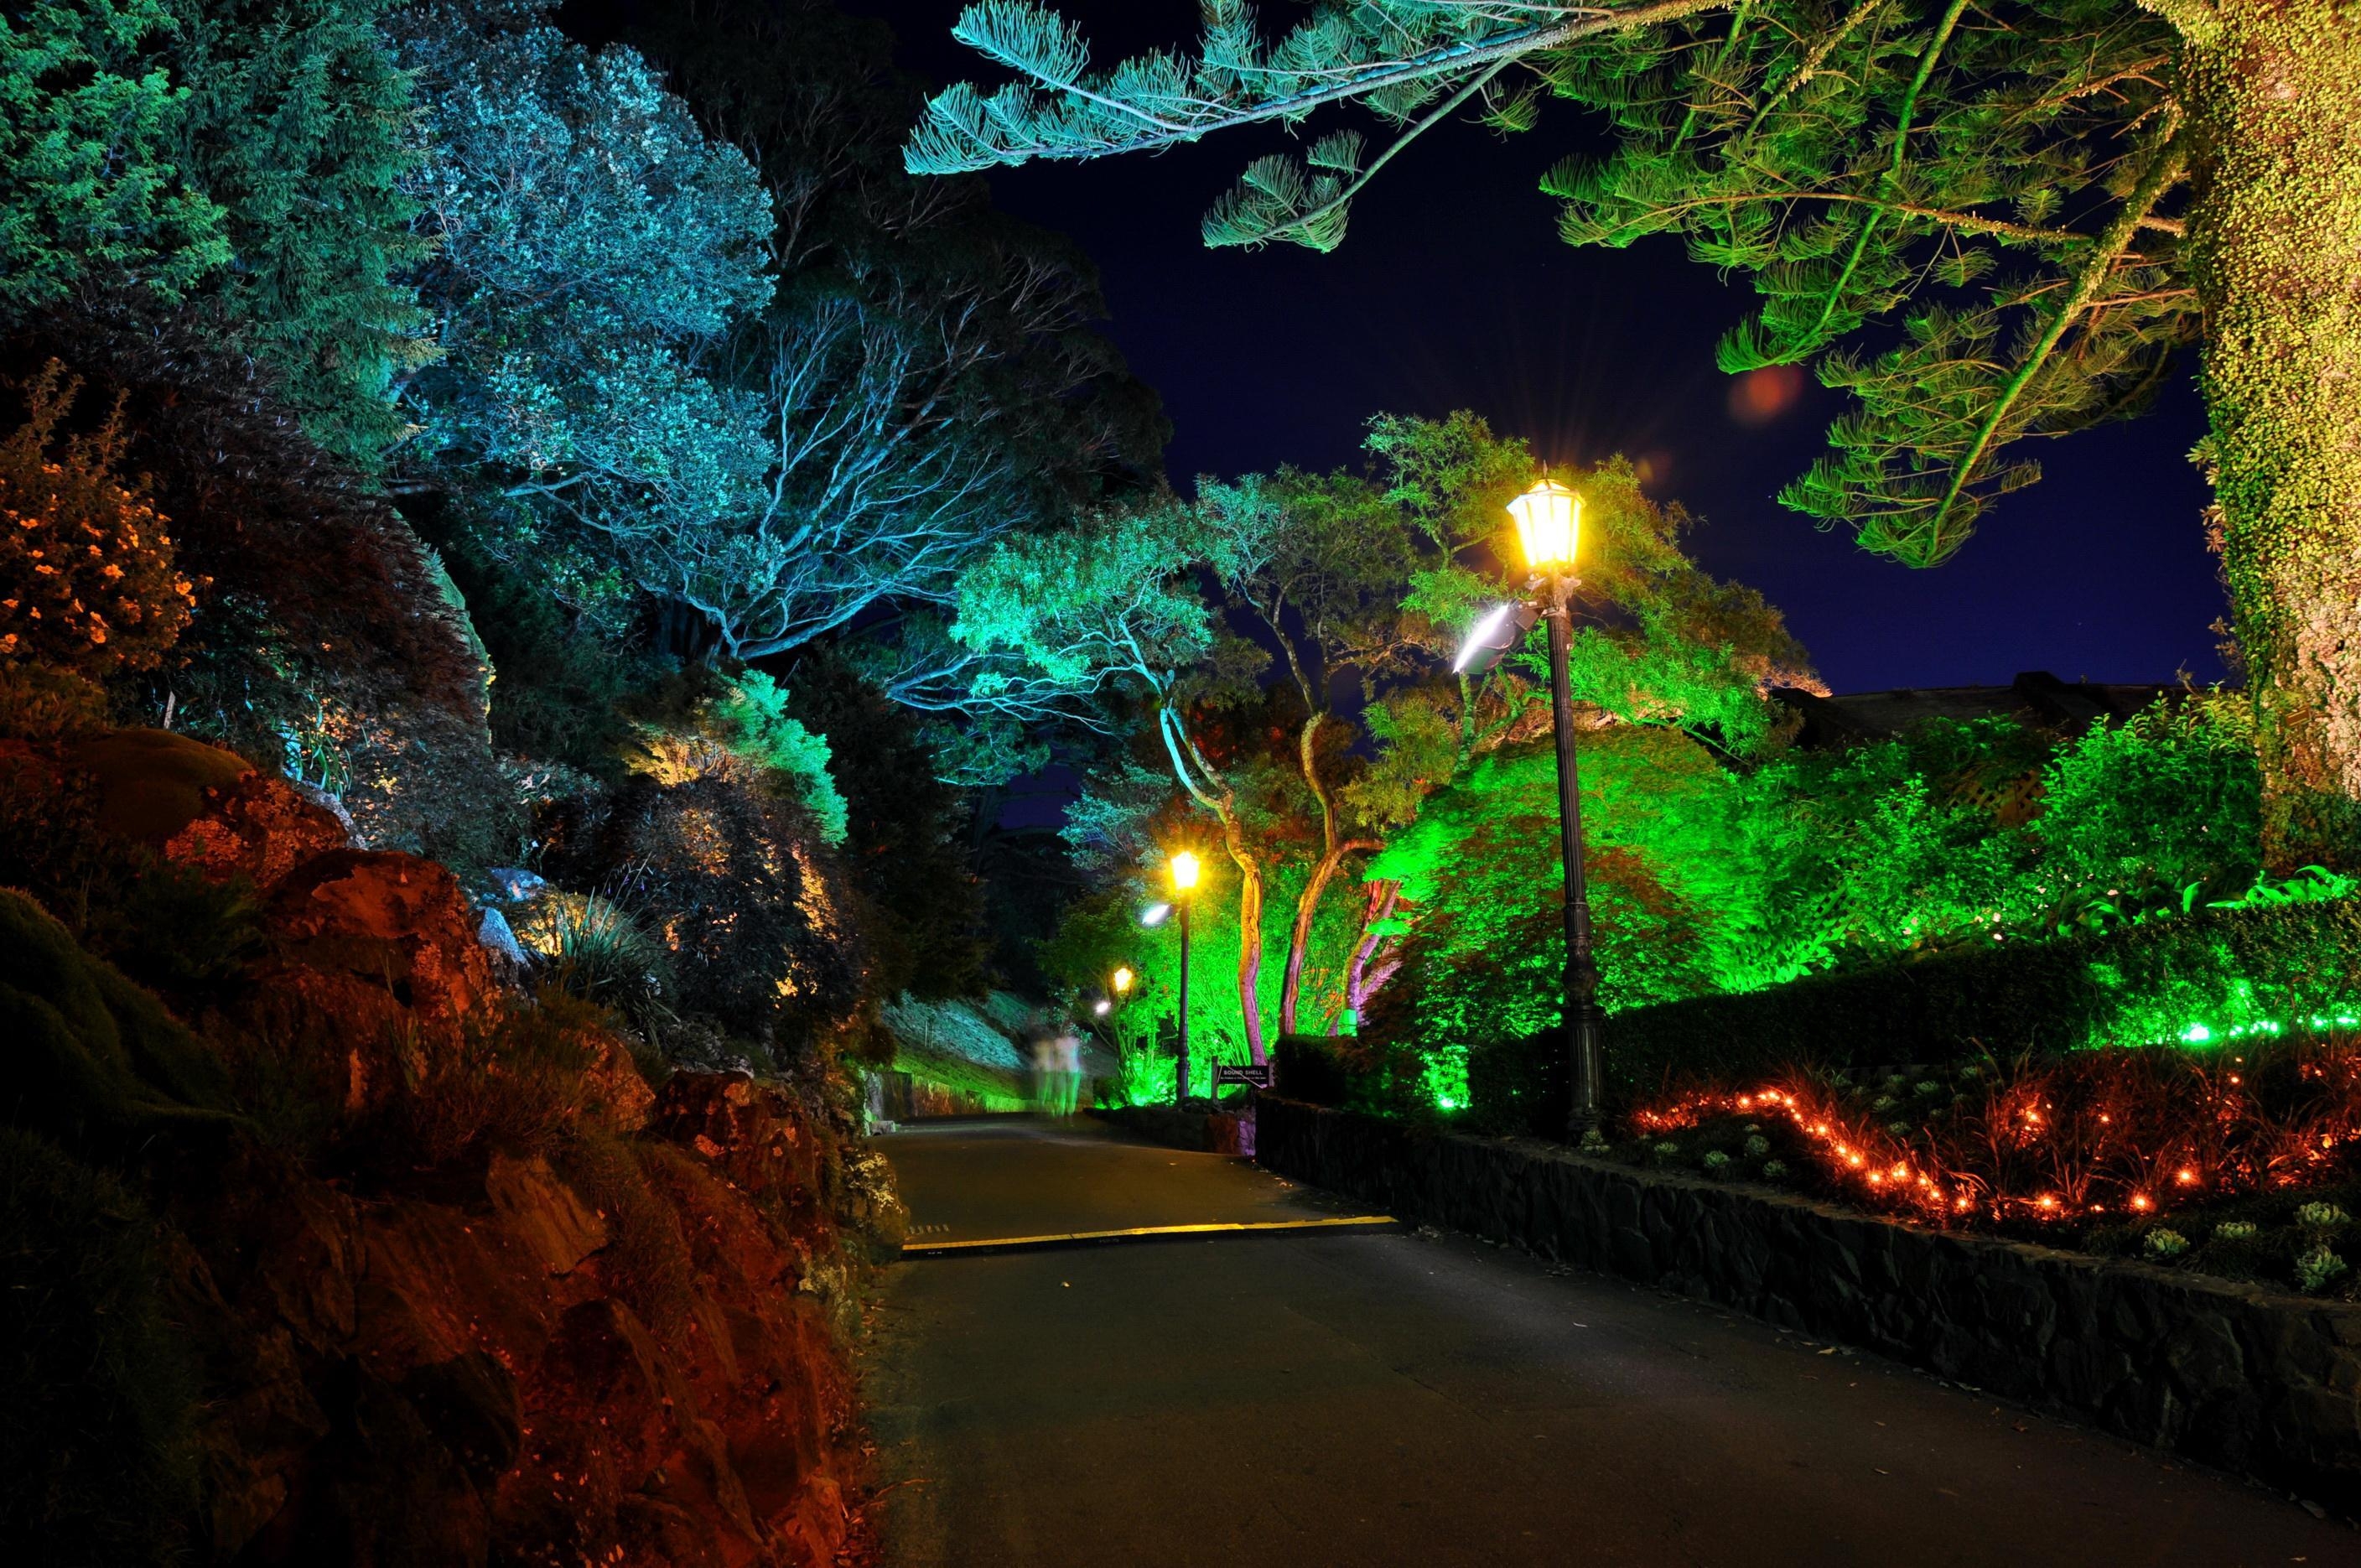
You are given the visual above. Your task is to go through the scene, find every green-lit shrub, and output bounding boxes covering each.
[1604,896,2361,1102]
[702,670,848,845]
[2034,698,2261,901]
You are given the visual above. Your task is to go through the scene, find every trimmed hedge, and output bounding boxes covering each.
[1452,898,2361,1134]
[1272,1036,1351,1105]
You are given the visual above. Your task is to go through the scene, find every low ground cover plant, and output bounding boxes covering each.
[1616,1038,2361,1300]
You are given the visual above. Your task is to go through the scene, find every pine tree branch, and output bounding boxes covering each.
[916,0,1734,171]
[1213,60,1511,250]
[1925,126,2187,551]
[1798,0,1974,350]
[1738,0,1889,142]
[1648,189,2091,247]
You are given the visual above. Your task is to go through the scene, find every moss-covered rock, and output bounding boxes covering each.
[0,889,238,1150]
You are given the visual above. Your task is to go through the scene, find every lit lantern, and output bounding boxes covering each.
[1507,472,1581,571]
[1170,851,1200,892]
[1113,966,1134,994]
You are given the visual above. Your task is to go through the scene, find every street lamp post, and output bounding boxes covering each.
[1168,852,1200,1105]
[1505,474,1606,1135]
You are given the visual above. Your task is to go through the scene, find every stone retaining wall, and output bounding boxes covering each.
[1257,1096,2361,1513]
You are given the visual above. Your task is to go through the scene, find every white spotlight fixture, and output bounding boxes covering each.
[1453,601,1539,675]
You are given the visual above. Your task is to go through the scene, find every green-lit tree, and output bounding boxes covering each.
[169,0,429,462]
[1196,468,1410,1031]
[1,0,425,462]
[1335,415,1814,1023]
[0,0,226,309]
[907,0,2361,866]
[951,498,1289,1060]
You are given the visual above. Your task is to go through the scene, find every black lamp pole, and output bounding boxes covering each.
[1542,570,1605,1134]
[1174,893,1192,1106]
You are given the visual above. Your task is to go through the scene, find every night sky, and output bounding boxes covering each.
[846,0,2229,695]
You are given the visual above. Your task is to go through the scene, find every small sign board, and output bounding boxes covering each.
[1212,1062,1273,1090]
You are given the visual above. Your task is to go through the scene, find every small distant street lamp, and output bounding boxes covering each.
[1460,472,1604,1134]
[1112,965,1134,997]
[1167,851,1200,1104]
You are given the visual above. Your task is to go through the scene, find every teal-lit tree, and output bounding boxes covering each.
[951,498,1289,1061]
[906,0,2361,868]
[387,0,774,590]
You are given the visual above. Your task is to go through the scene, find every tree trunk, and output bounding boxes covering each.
[1283,833,1380,1034]
[1212,795,1269,1064]
[1344,879,1404,1025]
[1159,703,1269,1064]
[2180,0,2361,867]
[1279,710,1378,1036]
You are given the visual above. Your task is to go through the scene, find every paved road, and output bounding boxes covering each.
[863,1117,2349,1567]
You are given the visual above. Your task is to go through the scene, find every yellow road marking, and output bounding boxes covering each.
[900,1215,1396,1255]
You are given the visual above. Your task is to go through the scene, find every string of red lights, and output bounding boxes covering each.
[1629,1044,2361,1229]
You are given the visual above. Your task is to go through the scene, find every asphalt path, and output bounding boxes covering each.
[862,1116,2351,1567]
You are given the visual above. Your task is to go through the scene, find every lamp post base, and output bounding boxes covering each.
[1564,999,1606,1142]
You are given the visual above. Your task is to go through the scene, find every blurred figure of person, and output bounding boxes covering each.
[1026,1024,1059,1113]
[1051,1025,1082,1115]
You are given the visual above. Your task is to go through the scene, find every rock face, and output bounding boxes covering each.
[174,1074,859,1567]
[64,728,354,886]
[2,728,874,1565]
[1258,1096,2361,1516]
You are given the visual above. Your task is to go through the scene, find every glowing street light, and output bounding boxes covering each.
[1507,470,1581,568]
[1112,965,1134,995]
[1512,470,1605,1134]
[1092,998,1112,1016]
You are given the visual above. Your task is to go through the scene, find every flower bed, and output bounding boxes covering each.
[1622,1036,2361,1301]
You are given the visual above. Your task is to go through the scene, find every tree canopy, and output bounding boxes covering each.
[905,1,2361,864]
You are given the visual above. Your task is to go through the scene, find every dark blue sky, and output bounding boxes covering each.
[851,1,2229,694]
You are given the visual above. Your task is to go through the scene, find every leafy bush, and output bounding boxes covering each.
[0,663,107,740]
[544,762,865,1048]
[1606,895,2361,1103]
[0,308,516,870]
[702,670,848,844]
[0,363,195,675]
[2034,698,2261,898]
